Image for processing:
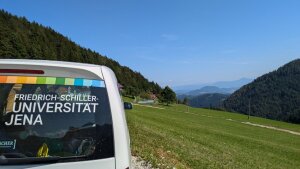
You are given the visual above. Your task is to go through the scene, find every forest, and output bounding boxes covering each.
[0,9,162,96]
[224,59,300,123]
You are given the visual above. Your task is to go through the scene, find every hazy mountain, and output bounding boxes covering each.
[224,59,300,123]
[175,89,190,95]
[211,78,253,88]
[177,85,232,108]
[173,78,253,92]
[185,86,236,96]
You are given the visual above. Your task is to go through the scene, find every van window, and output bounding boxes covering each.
[0,76,114,163]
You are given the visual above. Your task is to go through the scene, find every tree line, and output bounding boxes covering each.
[0,9,165,97]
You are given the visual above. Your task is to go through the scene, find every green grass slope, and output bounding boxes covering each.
[126,103,300,169]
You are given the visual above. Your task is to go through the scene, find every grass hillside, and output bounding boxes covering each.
[126,101,300,169]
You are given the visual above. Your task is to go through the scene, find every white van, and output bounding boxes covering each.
[0,59,131,169]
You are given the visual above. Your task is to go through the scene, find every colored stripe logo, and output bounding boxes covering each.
[0,76,105,88]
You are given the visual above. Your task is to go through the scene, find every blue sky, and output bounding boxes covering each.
[1,0,300,87]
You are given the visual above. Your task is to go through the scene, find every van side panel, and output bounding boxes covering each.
[101,66,131,169]
[0,158,115,169]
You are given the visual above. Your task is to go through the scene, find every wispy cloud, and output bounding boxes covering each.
[161,34,178,41]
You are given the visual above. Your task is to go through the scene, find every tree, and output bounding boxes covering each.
[159,86,176,105]
[125,86,139,97]
[183,97,189,105]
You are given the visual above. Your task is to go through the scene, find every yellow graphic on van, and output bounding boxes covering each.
[37,143,49,157]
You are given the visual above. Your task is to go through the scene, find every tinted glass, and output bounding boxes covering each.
[0,76,114,163]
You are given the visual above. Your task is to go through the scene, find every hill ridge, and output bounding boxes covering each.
[224,59,300,123]
[0,9,161,96]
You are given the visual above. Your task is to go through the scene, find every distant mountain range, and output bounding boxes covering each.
[177,85,234,108]
[224,59,300,123]
[185,86,236,96]
[174,78,253,94]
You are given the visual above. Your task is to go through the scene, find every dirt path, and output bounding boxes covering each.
[241,121,300,136]
[133,104,165,110]
[184,112,300,136]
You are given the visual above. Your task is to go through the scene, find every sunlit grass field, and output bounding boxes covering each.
[125,101,300,169]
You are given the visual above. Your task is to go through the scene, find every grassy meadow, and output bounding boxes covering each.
[125,100,300,169]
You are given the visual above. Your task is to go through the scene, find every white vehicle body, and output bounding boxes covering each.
[0,59,131,169]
